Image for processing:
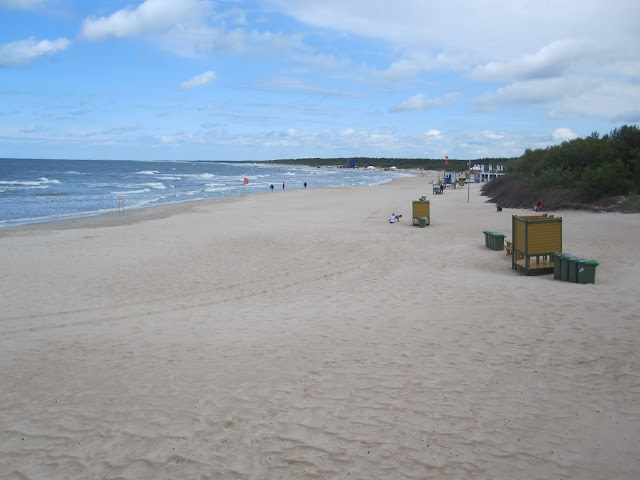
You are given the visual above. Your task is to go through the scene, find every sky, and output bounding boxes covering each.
[1,0,639,161]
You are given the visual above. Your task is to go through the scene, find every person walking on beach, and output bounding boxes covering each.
[283,182,285,190]
[304,182,307,189]
[270,184,274,191]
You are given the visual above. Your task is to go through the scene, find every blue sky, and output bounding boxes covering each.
[1,0,639,161]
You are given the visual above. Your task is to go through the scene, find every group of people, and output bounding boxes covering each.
[389,213,402,223]
[269,181,307,191]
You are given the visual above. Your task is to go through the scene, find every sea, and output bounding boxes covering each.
[0,158,412,228]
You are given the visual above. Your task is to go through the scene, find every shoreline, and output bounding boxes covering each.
[0,165,420,233]
[2,174,639,479]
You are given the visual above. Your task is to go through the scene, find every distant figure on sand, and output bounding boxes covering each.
[283,182,285,190]
[389,213,402,223]
[534,200,543,212]
[304,182,307,189]
[496,205,503,212]
[270,184,274,191]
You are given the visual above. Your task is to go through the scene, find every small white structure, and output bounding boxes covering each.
[471,164,505,183]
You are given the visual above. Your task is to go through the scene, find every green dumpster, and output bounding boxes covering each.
[483,230,491,248]
[578,259,599,284]
[552,252,563,279]
[492,233,506,251]
[419,216,429,228]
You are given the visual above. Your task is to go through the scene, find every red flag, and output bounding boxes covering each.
[243,178,249,184]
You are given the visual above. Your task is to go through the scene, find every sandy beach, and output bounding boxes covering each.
[1,175,639,479]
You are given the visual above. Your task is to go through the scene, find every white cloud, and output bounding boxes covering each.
[390,93,457,112]
[483,130,504,140]
[551,81,640,121]
[425,130,441,137]
[552,128,578,142]
[159,133,205,145]
[180,71,216,90]
[159,25,304,58]
[475,77,591,107]
[268,0,640,124]
[81,0,211,40]
[0,36,70,66]
[472,39,592,81]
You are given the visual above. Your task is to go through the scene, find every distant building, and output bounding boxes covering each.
[470,164,505,183]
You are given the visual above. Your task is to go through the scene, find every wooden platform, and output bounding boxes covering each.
[512,251,554,275]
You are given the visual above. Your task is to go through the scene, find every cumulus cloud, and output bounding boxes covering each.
[81,0,210,40]
[0,36,70,66]
[180,71,217,90]
[425,130,441,137]
[552,128,578,142]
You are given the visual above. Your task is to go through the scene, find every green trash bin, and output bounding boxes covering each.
[568,257,582,283]
[493,233,506,251]
[419,216,429,228]
[489,231,496,249]
[560,254,572,282]
[578,259,599,284]
[552,252,563,280]
[483,230,491,248]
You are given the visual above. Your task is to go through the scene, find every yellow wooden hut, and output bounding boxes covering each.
[511,214,562,275]
[412,199,430,226]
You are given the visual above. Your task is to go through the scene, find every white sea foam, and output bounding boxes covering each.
[144,183,167,189]
[112,188,151,195]
[38,177,60,184]
[136,171,159,175]
[0,177,59,187]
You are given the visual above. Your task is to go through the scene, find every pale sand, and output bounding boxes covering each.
[1,175,639,479]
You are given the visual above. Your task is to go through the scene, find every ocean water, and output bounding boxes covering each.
[0,159,411,228]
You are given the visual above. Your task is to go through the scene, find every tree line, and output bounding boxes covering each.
[507,125,640,202]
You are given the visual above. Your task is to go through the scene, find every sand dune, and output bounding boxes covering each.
[1,175,639,479]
